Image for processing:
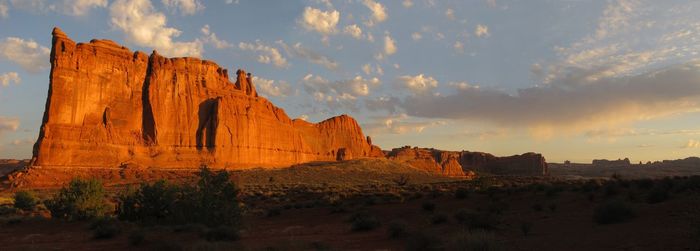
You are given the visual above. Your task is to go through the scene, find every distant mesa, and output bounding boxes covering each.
[592,158,631,167]
[31,27,383,170]
[387,146,548,177]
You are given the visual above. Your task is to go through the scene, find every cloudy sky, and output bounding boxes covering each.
[1,0,700,163]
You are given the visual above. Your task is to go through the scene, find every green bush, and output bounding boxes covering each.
[593,200,635,224]
[46,178,110,220]
[349,211,380,231]
[117,167,241,228]
[13,191,38,211]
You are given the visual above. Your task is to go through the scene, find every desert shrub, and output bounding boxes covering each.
[593,200,635,224]
[431,213,449,224]
[46,178,110,220]
[454,209,498,231]
[0,205,19,216]
[447,231,502,251]
[581,180,601,192]
[13,191,38,211]
[117,167,241,228]
[545,185,563,197]
[407,230,443,251]
[487,201,509,215]
[204,226,240,241]
[646,186,669,204]
[682,176,700,191]
[349,211,380,231]
[602,182,620,197]
[128,230,145,246]
[455,188,470,199]
[91,218,121,239]
[634,179,655,190]
[266,207,282,217]
[520,222,533,236]
[422,202,436,212]
[387,220,408,238]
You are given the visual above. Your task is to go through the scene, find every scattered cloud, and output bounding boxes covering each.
[162,0,203,15]
[238,41,288,68]
[402,0,413,8]
[445,8,455,20]
[453,41,464,53]
[396,74,438,94]
[277,41,338,70]
[411,32,422,41]
[362,0,387,27]
[384,34,396,55]
[363,114,446,135]
[475,24,489,38]
[252,76,292,98]
[684,139,700,148]
[299,7,339,35]
[343,24,363,39]
[224,0,239,4]
[109,0,202,57]
[0,72,20,87]
[301,74,380,112]
[9,0,107,16]
[0,117,19,137]
[0,2,7,18]
[200,24,232,49]
[0,37,50,73]
[400,62,700,135]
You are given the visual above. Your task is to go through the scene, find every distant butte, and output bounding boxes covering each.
[32,27,384,169]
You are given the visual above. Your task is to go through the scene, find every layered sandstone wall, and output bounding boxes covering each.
[32,28,383,169]
[387,146,548,176]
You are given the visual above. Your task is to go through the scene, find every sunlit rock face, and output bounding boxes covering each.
[387,146,548,176]
[32,27,384,169]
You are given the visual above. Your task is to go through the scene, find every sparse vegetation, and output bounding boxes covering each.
[349,211,380,231]
[646,186,669,204]
[13,191,38,211]
[593,200,636,224]
[431,212,449,224]
[387,220,408,238]
[455,188,470,199]
[45,178,110,220]
[422,201,436,212]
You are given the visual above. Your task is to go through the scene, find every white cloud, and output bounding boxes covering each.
[475,24,489,38]
[299,7,339,35]
[0,72,20,87]
[684,139,700,149]
[109,0,202,57]
[362,0,387,27]
[0,2,9,18]
[402,0,413,8]
[384,34,397,55]
[252,76,292,98]
[453,41,464,53]
[238,41,288,68]
[162,0,203,15]
[362,64,372,75]
[301,74,380,112]
[361,63,383,76]
[9,0,107,16]
[396,74,438,94]
[200,24,232,49]
[411,32,422,41]
[445,8,455,20]
[277,41,338,70]
[0,117,19,137]
[0,37,50,73]
[400,62,700,136]
[343,24,363,39]
[363,114,446,135]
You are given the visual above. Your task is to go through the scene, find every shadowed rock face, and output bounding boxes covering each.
[387,146,548,176]
[31,27,383,169]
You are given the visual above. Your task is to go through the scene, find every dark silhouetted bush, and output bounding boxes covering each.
[13,191,38,211]
[91,218,121,239]
[520,222,533,236]
[431,213,449,224]
[454,209,498,231]
[387,220,408,238]
[422,202,436,212]
[117,167,241,228]
[646,186,669,204]
[349,211,380,231]
[128,230,145,246]
[455,188,469,199]
[46,178,110,220]
[593,200,635,224]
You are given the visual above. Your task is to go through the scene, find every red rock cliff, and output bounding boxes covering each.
[387,146,548,176]
[32,28,383,169]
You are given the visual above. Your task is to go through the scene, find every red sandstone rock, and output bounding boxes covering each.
[387,146,548,176]
[32,27,383,169]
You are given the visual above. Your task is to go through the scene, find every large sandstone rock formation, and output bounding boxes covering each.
[31,28,383,169]
[387,146,548,176]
